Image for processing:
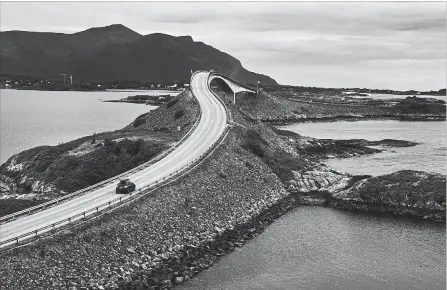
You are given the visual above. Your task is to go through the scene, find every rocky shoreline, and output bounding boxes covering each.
[293,137,418,159]
[264,114,446,125]
[0,89,445,290]
[17,182,439,290]
[327,199,445,222]
[235,90,446,124]
[106,194,299,290]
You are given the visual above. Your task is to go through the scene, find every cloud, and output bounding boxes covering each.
[0,1,445,90]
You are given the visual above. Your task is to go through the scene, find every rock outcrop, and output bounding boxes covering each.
[295,137,418,159]
[330,170,446,221]
[235,89,446,123]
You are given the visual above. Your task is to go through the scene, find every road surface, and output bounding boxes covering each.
[0,71,227,247]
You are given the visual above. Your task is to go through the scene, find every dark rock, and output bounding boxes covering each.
[331,170,446,221]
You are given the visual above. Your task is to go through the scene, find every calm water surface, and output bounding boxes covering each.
[0,89,177,164]
[279,120,446,175]
[180,120,446,290]
[368,93,446,101]
[180,207,445,290]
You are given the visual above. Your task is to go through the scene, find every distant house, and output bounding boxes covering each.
[167,84,178,89]
[184,84,190,87]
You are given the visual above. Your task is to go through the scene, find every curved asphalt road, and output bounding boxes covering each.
[0,71,227,247]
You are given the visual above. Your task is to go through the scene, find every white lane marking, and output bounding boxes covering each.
[0,71,231,244]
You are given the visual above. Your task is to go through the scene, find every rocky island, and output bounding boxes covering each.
[0,88,445,289]
[237,87,446,124]
[103,94,176,105]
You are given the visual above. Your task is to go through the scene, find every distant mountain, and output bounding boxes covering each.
[0,25,277,85]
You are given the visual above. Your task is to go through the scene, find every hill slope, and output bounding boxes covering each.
[0,25,276,85]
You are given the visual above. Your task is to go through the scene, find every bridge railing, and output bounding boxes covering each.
[0,88,203,225]
[0,117,230,251]
[207,73,233,124]
[209,72,256,94]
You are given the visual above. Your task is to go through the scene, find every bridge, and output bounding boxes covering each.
[0,71,256,249]
[209,72,256,104]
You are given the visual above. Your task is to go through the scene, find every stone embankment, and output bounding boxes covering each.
[0,101,296,289]
[0,89,444,290]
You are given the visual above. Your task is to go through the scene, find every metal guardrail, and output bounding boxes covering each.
[0,70,236,250]
[207,74,233,124]
[0,83,203,225]
[0,127,230,250]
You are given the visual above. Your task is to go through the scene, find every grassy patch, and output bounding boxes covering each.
[241,129,267,158]
[50,138,167,192]
[241,129,308,183]
[0,199,47,218]
[133,114,148,128]
[2,132,172,194]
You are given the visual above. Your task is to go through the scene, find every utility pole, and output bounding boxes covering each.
[69,75,73,85]
[257,81,260,95]
[60,73,67,85]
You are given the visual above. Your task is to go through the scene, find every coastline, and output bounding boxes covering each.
[264,114,446,125]
[0,90,445,290]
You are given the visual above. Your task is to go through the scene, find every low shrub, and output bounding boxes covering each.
[50,139,168,192]
[104,138,115,147]
[91,133,97,144]
[174,109,184,120]
[166,98,179,108]
[0,199,47,218]
[242,129,267,158]
[154,127,171,133]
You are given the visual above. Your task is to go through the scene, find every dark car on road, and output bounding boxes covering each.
[116,179,136,194]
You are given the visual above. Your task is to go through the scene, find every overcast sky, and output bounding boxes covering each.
[1,2,445,90]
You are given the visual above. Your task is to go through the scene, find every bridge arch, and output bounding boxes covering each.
[208,73,256,104]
